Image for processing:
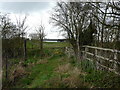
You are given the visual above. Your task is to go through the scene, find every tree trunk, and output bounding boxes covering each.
[76,43,81,61]
[72,43,81,61]
[5,55,8,81]
[40,39,43,58]
[101,4,108,47]
[24,39,27,60]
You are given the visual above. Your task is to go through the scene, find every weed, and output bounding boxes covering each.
[36,59,48,64]
[4,41,120,88]
[55,63,72,74]
[77,59,120,88]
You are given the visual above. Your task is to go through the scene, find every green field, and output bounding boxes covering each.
[3,41,120,88]
[27,40,70,49]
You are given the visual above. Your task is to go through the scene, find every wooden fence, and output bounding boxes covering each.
[82,46,120,75]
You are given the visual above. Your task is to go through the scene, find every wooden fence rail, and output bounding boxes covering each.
[82,45,120,75]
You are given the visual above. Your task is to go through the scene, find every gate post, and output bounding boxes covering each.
[114,50,117,72]
[95,49,99,70]
[84,47,88,60]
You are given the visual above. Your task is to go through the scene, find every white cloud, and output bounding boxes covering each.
[0,2,64,39]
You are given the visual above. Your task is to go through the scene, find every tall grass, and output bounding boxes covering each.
[75,59,120,88]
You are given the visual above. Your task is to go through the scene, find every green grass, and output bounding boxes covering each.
[43,42,70,48]
[27,40,70,49]
[28,56,60,88]
[14,53,66,88]
[6,49,120,88]
[11,43,67,88]
[3,41,120,88]
[75,60,120,88]
[27,40,40,49]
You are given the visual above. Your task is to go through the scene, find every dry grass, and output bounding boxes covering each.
[55,63,86,76]
[62,76,90,88]
[44,76,62,88]
[48,63,89,88]
[62,75,81,88]
[36,59,48,64]
[9,65,27,83]
[55,63,72,73]
[61,66,88,88]
[70,67,87,76]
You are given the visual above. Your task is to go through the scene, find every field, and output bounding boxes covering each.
[3,40,120,88]
[27,40,70,49]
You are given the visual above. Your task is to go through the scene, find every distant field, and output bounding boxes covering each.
[27,40,70,49]
[43,42,70,48]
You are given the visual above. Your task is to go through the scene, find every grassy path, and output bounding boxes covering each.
[12,53,120,88]
[3,42,120,88]
[28,56,60,88]
[17,54,91,88]
[15,55,66,88]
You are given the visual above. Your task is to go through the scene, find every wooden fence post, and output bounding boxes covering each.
[95,49,99,70]
[95,49,97,57]
[82,45,120,75]
[5,55,8,81]
[24,39,27,61]
[84,47,88,60]
[114,51,117,71]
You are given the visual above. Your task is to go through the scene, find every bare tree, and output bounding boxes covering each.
[91,1,120,49]
[29,33,39,40]
[51,2,95,60]
[0,13,14,80]
[29,33,39,49]
[15,15,28,38]
[15,14,28,60]
[0,13,24,80]
[35,23,45,58]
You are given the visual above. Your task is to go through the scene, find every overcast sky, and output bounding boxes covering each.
[0,2,65,39]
